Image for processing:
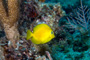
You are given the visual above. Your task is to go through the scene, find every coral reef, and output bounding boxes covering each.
[0,0,90,60]
[0,0,65,59]
[19,0,65,36]
[0,36,53,60]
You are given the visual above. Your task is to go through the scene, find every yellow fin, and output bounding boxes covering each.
[33,24,48,32]
[26,30,33,40]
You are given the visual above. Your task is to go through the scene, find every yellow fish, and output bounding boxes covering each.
[26,23,55,44]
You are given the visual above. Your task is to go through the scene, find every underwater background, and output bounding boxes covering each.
[0,0,90,60]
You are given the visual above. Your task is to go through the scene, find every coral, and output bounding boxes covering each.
[45,51,53,60]
[18,0,66,59]
[18,1,65,59]
[35,51,53,60]
[0,0,20,48]
[0,36,53,60]
[0,0,89,60]
[44,1,90,60]
[66,0,90,33]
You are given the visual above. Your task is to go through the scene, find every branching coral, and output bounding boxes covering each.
[0,0,19,48]
[67,0,90,33]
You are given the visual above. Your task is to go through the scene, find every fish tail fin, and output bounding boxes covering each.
[26,30,33,40]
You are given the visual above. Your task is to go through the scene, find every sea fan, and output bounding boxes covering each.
[67,0,90,31]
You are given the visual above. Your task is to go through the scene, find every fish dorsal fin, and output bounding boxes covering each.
[33,24,49,32]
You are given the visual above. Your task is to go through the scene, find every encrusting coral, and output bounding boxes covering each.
[0,0,19,48]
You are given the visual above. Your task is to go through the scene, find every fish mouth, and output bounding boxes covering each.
[52,35,55,39]
[54,34,55,37]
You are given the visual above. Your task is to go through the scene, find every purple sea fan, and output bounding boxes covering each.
[67,0,90,31]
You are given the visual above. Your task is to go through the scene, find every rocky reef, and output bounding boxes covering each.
[0,0,90,60]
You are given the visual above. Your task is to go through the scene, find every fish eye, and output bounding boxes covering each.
[51,31,53,34]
